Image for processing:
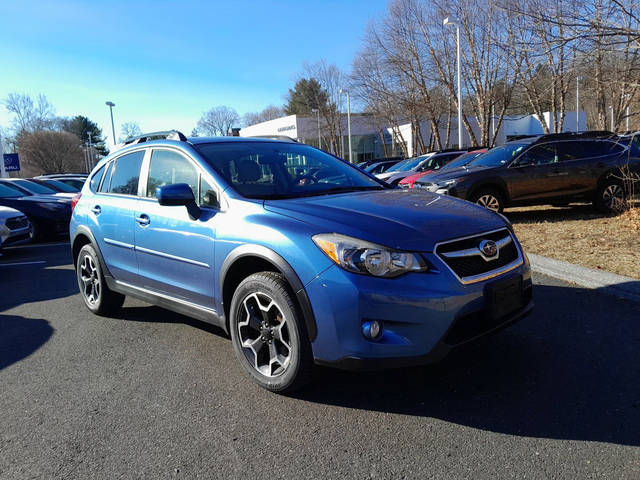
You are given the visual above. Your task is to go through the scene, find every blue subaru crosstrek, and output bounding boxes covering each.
[70,131,533,392]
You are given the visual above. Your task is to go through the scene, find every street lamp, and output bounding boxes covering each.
[105,101,116,145]
[339,89,352,163]
[311,108,321,149]
[609,105,614,132]
[444,17,463,148]
[576,76,582,132]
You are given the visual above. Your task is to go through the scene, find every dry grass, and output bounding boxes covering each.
[506,203,640,279]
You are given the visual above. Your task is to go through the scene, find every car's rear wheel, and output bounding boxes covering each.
[229,272,313,393]
[594,179,626,213]
[471,188,504,212]
[76,244,125,315]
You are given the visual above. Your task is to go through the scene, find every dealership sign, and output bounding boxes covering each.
[3,153,20,172]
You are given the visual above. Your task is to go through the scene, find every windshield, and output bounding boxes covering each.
[0,183,24,198]
[440,151,485,170]
[13,179,57,194]
[195,142,386,199]
[386,155,429,173]
[468,143,527,168]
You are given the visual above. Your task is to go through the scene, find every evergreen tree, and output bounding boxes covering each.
[284,78,330,115]
[59,115,108,155]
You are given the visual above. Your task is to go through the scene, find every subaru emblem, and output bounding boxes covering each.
[479,239,498,258]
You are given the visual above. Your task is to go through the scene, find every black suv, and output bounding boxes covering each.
[414,132,639,212]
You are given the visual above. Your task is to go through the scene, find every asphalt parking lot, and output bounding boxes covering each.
[1,242,638,479]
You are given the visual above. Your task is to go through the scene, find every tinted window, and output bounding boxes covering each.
[89,165,106,192]
[556,142,588,162]
[0,183,23,198]
[519,144,557,165]
[386,156,429,173]
[14,179,57,194]
[45,179,78,192]
[583,141,626,157]
[108,151,144,195]
[195,142,383,199]
[99,162,114,192]
[147,149,198,199]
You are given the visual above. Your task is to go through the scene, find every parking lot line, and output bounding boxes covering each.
[0,261,47,267]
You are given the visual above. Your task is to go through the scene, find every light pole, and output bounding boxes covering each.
[0,132,7,178]
[576,76,582,132]
[105,101,116,145]
[609,105,614,132]
[311,108,321,149]
[339,89,352,163]
[444,17,463,148]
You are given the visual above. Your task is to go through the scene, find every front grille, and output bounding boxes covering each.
[5,216,29,230]
[435,229,521,283]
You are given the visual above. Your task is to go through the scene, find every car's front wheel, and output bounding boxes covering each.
[229,272,313,393]
[470,188,504,212]
[76,244,125,315]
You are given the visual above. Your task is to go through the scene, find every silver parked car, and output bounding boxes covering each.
[0,206,31,254]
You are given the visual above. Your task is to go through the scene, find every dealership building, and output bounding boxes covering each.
[239,111,587,161]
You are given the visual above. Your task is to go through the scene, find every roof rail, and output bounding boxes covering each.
[123,130,188,146]
[248,135,298,142]
[532,130,615,144]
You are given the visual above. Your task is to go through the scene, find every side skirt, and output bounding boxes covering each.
[105,277,227,332]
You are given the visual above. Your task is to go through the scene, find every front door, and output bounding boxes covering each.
[134,148,218,310]
[91,150,145,284]
[508,143,564,202]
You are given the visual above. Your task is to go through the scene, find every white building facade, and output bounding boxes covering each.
[240,111,588,161]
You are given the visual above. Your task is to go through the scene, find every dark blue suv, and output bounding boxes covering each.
[70,131,533,392]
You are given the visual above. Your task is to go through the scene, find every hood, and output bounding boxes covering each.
[264,189,506,251]
[0,206,24,220]
[423,164,497,183]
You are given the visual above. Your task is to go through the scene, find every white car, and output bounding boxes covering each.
[0,206,31,254]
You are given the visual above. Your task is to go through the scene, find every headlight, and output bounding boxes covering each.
[312,233,428,278]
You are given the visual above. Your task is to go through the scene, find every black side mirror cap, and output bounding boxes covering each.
[156,183,201,220]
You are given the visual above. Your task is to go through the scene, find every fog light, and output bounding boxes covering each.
[362,320,383,340]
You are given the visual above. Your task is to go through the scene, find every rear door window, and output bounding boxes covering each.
[556,141,589,162]
[108,151,145,195]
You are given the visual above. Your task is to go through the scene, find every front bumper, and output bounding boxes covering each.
[307,254,533,371]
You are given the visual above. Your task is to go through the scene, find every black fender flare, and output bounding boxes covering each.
[219,244,318,341]
[71,226,113,278]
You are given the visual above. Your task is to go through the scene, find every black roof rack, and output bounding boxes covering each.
[123,130,188,146]
[532,131,615,144]
[248,135,298,142]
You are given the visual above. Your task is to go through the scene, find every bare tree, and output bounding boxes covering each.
[243,105,284,126]
[196,106,240,136]
[18,131,85,175]
[3,93,56,140]
[119,122,142,141]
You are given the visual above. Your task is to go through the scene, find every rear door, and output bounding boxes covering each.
[90,149,145,284]
[134,148,218,309]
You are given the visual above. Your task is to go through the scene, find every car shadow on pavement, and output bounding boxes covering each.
[296,283,640,447]
[0,314,54,370]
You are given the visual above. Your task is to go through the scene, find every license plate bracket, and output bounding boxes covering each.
[485,275,524,320]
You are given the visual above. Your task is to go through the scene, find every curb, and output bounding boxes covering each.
[529,253,640,304]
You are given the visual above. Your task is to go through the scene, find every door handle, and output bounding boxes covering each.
[136,214,150,226]
[551,171,569,176]
[91,205,102,215]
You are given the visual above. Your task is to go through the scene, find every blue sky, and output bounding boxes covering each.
[0,0,388,146]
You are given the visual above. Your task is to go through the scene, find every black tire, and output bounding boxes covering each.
[594,178,627,213]
[470,188,505,213]
[76,244,125,315]
[27,217,42,242]
[229,272,313,393]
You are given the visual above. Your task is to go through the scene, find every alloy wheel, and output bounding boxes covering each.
[79,255,101,306]
[602,184,624,210]
[237,292,292,377]
[476,194,500,211]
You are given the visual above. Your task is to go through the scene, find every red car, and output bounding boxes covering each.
[399,148,488,188]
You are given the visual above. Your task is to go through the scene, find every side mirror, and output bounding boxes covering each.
[156,183,201,220]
